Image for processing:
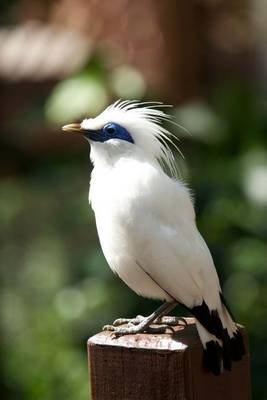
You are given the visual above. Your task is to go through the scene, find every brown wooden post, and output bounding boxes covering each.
[88,318,251,400]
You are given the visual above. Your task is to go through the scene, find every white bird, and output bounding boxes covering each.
[62,100,245,375]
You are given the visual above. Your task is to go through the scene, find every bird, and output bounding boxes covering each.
[62,100,245,375]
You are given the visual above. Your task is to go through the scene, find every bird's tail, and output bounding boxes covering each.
[191,297,246,375]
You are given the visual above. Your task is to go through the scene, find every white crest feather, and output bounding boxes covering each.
[81,100,185,177]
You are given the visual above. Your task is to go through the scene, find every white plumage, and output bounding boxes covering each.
[63,100,245,374]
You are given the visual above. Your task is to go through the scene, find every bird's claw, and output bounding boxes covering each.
[102,324,116,331]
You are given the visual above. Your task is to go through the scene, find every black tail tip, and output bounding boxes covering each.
[230,330,246,361]
[203,330,246,375]
[203,341,222,376]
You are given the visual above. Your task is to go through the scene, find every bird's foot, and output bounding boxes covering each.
[102,321,174,336]
[155,316,188,326]
[112,315,145,326]
[102,315,187,337]
[111,315,187,328]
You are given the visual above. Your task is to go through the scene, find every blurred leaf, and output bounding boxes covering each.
[174,101,226,143]
[45,74,108,125]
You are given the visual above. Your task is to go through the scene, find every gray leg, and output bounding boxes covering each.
[151,302,188,331]
[103,301,179,336]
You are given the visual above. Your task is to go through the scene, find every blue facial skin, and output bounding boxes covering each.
[84,123,134,144]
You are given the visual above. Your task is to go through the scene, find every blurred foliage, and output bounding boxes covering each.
[1,58,267,400]
[45,57,146,125]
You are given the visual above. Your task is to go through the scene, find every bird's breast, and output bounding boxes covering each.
[89,161,158,258]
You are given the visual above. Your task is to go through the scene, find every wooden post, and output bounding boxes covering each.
[88,318,251,400]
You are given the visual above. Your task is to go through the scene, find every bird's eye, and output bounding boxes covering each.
[107,126,115,134]
[104,124,117,135]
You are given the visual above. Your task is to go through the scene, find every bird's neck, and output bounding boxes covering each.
[89,141,159,170]
[89,141,132,168]
[89,143,163,213]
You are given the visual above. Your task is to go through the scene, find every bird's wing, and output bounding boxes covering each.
[134,178,221,310]
[136,216,219,309]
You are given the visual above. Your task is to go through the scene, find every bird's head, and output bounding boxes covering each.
[62,100,182,175]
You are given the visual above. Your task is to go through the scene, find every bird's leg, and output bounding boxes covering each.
[153,302,188,326]
[152,303,188,330]
[103,301,181,336]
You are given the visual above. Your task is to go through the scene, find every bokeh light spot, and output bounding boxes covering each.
[110,65,146,99]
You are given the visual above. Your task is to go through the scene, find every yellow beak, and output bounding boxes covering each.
[62,123,83,134]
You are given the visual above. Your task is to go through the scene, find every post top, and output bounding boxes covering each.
[88,317,199,352]
[88,319,250,400]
